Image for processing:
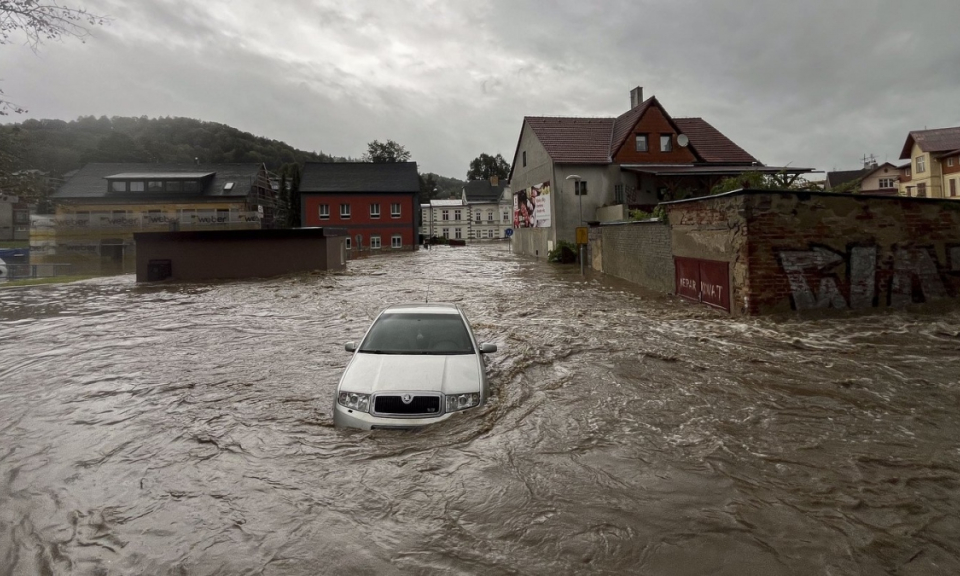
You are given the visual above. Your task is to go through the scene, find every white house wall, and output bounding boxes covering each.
[510,123,556,257]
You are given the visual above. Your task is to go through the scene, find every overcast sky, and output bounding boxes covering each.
[3,0,960,179]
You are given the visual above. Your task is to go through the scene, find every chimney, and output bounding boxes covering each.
[490,175,499,186]
[630,86,644,109]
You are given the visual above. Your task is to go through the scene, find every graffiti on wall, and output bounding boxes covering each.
[513,181,551,228]
[778,245,960,310]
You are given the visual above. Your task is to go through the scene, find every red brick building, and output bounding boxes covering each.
[300,162,420,256]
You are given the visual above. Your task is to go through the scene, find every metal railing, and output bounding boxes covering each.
[30,212,263,230]
[0,263,73,281]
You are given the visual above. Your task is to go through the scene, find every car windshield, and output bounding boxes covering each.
[359,312,474,355]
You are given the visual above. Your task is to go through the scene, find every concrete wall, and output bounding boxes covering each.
[135,227,347,282]
[591,220,674,293]
[596,204,628,222]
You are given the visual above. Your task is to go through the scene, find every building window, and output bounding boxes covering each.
[391,203,401,217]
[370,203,381,218]
[948,157,955,167]
[502,211,509,222]
[455,228,462,239]
[614,184,624,204]
[575,180,588,195]
[345,237,351,250]
[442,227,449,238]
[878,178,896,189]
[442,209,449,221]
[905,168,911,178]
[148,181,163,193]
[318,204,330,219]
[183,181,199,193]
[917,183,927,197]
[130,182,145,192]
[166,181,183,193]
[475,211,482,222]
[660,134,673,152]
[391,235,402,248]
[487,210,494,222]
[340,203,351,218]
[951,179,957,197]
[917,155,926,173]
[454,209,461,221]
[522,151,527,167]
[14,211,29,223]
[371,235,381,249]
[635,134,648,152]
[111,181,126,192]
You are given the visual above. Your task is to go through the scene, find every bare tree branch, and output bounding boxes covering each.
[1,0,108,50]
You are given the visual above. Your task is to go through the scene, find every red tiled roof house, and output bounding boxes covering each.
[507,86,811,258]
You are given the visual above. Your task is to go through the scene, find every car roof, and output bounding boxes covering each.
[380,303,462,315]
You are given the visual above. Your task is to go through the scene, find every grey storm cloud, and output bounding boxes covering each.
[2,0,960,177]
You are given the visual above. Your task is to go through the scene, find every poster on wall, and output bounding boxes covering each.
[513,181,551,228]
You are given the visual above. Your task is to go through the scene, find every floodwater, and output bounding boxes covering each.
[2,244,960,575]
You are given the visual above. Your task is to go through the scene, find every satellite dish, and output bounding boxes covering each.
[677,134,689,147]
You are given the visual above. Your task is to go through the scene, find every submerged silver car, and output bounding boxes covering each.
[333,303,497,430]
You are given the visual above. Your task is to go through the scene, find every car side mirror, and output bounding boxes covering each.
[344,342,357,352]
[479,343,497,354]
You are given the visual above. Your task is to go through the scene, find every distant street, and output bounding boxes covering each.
[2,244,959,575]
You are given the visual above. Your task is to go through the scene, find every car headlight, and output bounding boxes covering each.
[445,393,480,413]
[338,392,370,412]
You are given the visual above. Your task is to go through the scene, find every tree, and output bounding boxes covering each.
[466,153,510,181]
[709,171,821,195]
[1,0,109,114]
[362,140,411,163]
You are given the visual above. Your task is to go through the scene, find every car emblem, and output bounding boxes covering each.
[401,394,413,404]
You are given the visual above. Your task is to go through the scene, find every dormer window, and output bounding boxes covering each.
[660,134,673,152]
[111,181,126,192]
[130,182,145,192]
[635,134,649,152]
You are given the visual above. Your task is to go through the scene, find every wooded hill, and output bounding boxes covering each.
[0,115,464,198]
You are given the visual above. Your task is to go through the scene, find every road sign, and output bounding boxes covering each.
[505,228,513,238]
[576,226,588,245]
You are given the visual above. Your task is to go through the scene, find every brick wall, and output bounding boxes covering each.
[743,192,960,314]
[592,220,674,293]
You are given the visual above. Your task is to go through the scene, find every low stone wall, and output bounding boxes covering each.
[590,220,674,293]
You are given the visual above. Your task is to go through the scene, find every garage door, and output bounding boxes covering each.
[674,257,730,312]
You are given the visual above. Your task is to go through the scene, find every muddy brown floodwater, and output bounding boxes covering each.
[2,244,960,575]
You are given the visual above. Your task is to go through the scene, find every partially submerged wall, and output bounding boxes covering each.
[592,221,674,293]
[665,195,749,313]
[743,192,960,314]
[134,227,347,282]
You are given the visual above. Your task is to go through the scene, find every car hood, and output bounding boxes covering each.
[338,353,481,395]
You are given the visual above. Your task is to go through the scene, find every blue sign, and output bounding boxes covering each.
[505,228,513,238]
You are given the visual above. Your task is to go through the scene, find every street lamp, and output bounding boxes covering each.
[565,174,585,275]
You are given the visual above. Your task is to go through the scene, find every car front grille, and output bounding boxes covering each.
[373,394,441,416]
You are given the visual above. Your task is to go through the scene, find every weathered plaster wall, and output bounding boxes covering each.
[744,192,960,314]
[664,195,749,313]
[593,221,674,293]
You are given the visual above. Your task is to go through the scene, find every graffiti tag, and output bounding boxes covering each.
[779,245,959,310]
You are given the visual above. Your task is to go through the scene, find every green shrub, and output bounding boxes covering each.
[548,240,577,263]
